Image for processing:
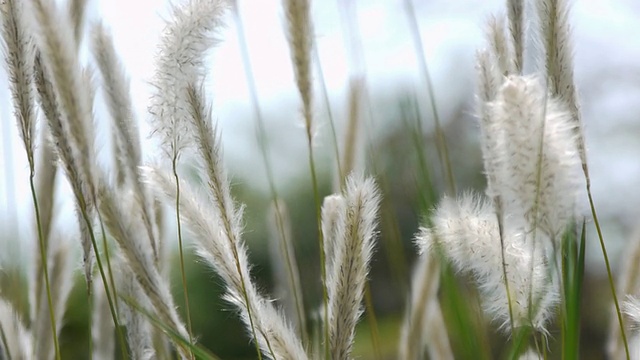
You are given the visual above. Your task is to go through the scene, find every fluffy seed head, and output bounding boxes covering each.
[487,75,581,239]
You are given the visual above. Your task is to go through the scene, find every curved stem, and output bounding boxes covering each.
[172,156,194,359]
[306,141,329,359]
[29,170,60,360]
[78,193,127,358]
[588,185,629,360]
[96,210,128,360]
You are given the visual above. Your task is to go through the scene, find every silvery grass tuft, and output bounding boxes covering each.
[326,176,381,360]
[416,192,558,332]
[414,0,583,344]
[29,0,99,291]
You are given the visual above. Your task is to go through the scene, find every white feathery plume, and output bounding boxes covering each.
[283,0,314,139]
[327,175,381,359]
[417,193,558,333]
[475,49,503,200]
[321,194,345,279]
[67,0,88,46]
[506,0,524,73]
[1,0,37,168]
[0,298,33,360]
[29,0,97,288]
[537,0,576,114]
[488,75,580,240]
[92,22,160,264]
[145,166,308,360]
[98,185,190,358]
[485,14,514,76]
[536,0,588,174]
[28,0,96,197]
[148,0,227,160]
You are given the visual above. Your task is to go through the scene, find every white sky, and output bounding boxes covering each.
[2,0,640,268]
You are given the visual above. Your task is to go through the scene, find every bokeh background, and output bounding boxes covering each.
[1,0,640,358]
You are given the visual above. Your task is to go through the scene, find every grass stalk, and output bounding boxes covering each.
[306,141,330,359]
[29,170,60,360]
[95,212,128,360]
[172,156,195,359]
[78,194,127,359]
[587,184,630,359]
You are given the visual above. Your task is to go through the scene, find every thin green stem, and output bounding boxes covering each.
[172,157,195,360]
[96,211,128,360]
[496,203,515,332]
[306,142,329,360]
[87,289,94,360]
[587,185,629,360]
[77,192,126,358]
[29,170,60,360]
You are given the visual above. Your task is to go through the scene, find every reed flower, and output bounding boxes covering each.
[29,0,97,288]
[145,166,308,360]
[327,175,381,359]
[1,0,36,168]
[486,75,580,240]
[148,0,227,161]
[417,193,558,332]
[283,0,314,138]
